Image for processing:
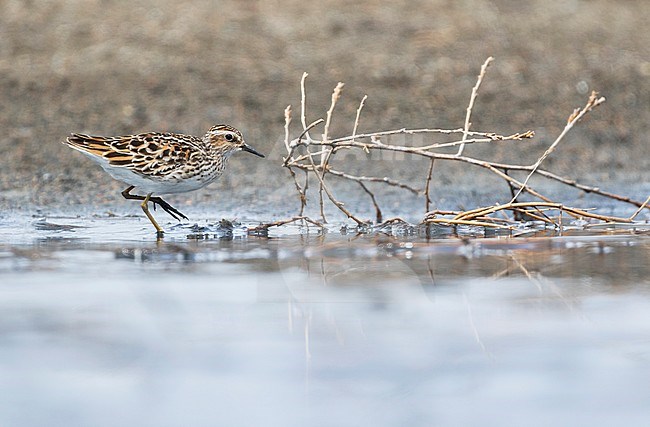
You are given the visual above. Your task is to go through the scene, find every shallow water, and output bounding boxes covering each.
[1,213,650,426]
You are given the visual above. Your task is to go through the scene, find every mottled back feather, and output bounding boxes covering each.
[64,132,208,180]
[61,124,262,194]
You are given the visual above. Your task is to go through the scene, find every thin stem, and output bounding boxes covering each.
[629,194,650,221]
[424,158,435,212]
[352,95,368,142]
[358,181,382,223]
[457,56,493,156]
[307,153,365,225]
[510,91,606,203]
[327,169,421,195]
[300,72,311,141]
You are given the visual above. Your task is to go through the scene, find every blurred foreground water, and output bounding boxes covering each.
[0,214,649,426]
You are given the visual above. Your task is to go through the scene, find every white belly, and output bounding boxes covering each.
[101,163,219,194]
[76,153,217,195]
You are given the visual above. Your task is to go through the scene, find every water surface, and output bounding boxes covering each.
[1,214,649,426]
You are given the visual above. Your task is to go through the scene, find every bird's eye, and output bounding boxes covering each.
[224,133,235,142]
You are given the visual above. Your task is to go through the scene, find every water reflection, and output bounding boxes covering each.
[0,230,649,426]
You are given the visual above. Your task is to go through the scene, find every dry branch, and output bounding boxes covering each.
[457,56,493,156]
[264,57,649,234]
[306,152,365,225]
[326,169,421,195]
[509,91,606,203]
[424,159,435,212]
[249,216,324,234]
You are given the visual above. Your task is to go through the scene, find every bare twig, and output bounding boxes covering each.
[352,95,368,143]
[358,181,382,223]
[424,159,435,212]
[307,153,365,225]
[427,217,515,230]
[318,83,345,221]
[318,181,326,222]
[250,216,325,233]
[286,167,307,216]
[450,201,631,224]
[320,83,345,171]
[376,217,411,228]
[328,127,532,145]
[531,169,649,209]
[510,91,606,203]
[322,82,344,143]
[300,72,311,141]
[289,146,553,203]
[629,194,650,221]
[287,131,534,159]
[327,169,421,195]
[457,56,493,156]
[276,61,644,233]
[283,105,292,152]
[288,138,650,211]
[283,118,324,167]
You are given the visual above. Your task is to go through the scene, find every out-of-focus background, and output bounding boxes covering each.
[2,3,650,426]
[1,0,648,214]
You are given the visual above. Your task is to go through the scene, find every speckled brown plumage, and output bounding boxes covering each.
[62,124,264,235]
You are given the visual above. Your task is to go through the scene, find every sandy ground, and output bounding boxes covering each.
[0,0,648,216]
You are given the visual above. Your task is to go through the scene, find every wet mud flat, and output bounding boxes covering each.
[1,212,650,426]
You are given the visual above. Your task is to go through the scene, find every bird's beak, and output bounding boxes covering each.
[242,143,265,158]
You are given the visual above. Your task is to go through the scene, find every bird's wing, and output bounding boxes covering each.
[64,132,203,177]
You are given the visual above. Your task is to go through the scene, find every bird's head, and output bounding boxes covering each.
[204,125,265,158]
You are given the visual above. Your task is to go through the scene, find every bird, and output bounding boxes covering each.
[62,124,264,236]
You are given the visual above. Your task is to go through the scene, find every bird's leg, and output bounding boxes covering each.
[121,186,188,221]
[121,186,141,201]
[121,186,165,236]
[149,196,189,221]
[141,193,164,237]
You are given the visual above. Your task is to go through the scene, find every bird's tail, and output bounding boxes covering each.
[62,134,113,157]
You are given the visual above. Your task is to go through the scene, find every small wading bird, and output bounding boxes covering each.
[62,124,264,236]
